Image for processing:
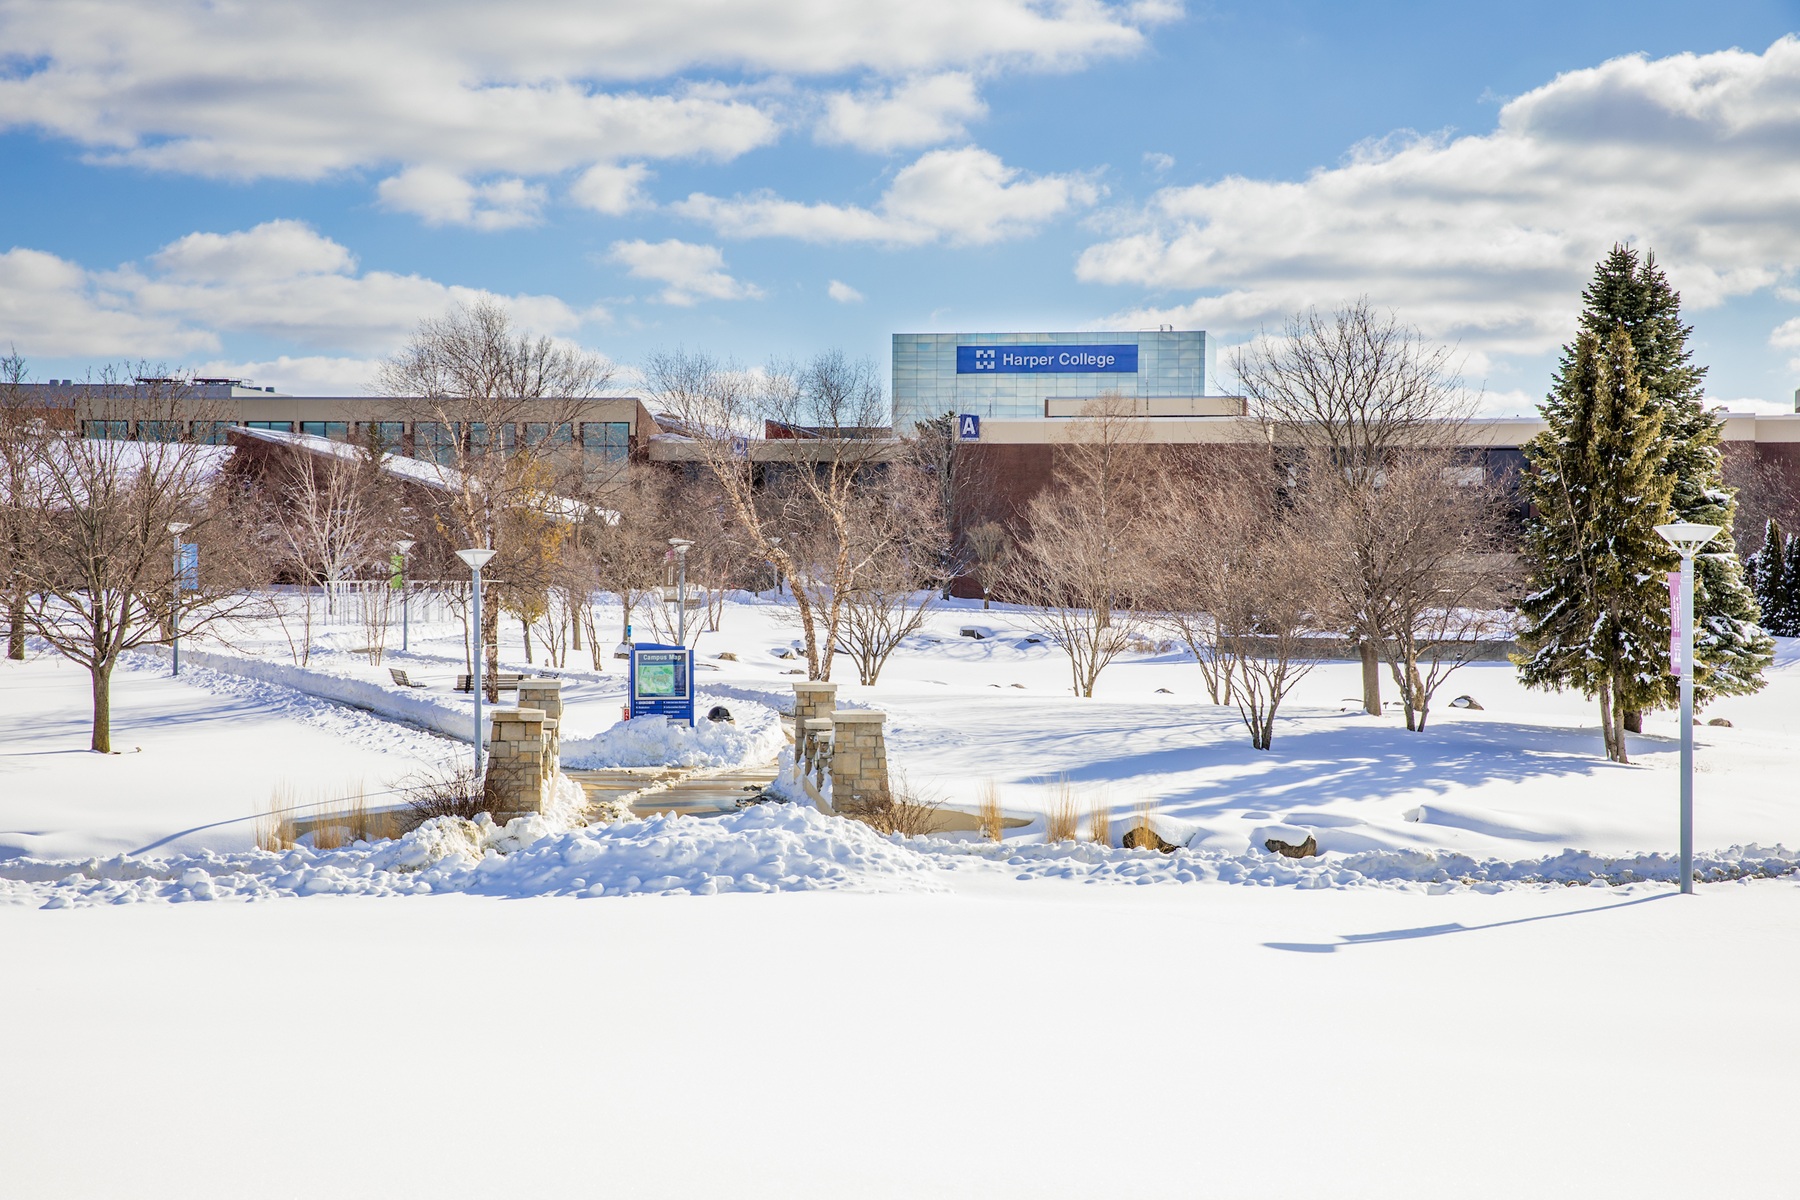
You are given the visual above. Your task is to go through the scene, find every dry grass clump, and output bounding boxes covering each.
[976,779,1006,843]
[255,784,299,852]
[840,772,943,837]
[1087,794,1112,847]
[1044,774,1079,842]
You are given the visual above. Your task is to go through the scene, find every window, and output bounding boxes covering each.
[415,421,460,464]
[521,422,575,450]
[190,421,235,445]
[299,421,349,441]
[139,421,183,442]
[245,421,294,433]
[83,420,131,440]
[581,421,631,461]
[468,422,502,455]
[358,421,406,451]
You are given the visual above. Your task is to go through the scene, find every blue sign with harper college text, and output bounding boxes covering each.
[957,344,1138,374]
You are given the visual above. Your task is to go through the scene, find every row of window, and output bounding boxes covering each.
[82,420,634,462]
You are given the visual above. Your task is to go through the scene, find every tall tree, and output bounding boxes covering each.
[1576,245,1772,715]
[1517,328,1675,763]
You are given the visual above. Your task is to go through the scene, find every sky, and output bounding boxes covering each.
[1,0,1798,415]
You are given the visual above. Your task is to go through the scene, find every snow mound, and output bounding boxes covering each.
[0,803,943,908]
[560,697,784,769]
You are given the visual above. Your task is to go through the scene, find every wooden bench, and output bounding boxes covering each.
[453,672,526,694]
[389,668,428,689]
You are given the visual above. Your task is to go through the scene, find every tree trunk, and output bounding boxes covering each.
[483,605,500,703]
[520,614,533,665]
[1360,639,1381,716]
[1623,709,1643,733]
[1598,681,1617,762]
[1612,679,1630,764]
[90,659,113,753]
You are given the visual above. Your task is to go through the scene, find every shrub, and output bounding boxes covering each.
[402,763,489,823]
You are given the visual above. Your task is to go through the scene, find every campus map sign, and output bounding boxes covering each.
[628,643,695,725]
[956,344,1138,374]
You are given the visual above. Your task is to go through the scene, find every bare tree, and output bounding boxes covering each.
[961,521,1009,609]
[836,461,946,685]
[644,347,891,681]
[378,299,612,688]
[16,371,260,751]
[0,353,70,659]
[1301,450,1515,730]
[1231,299,1475,716]
[999,397,1156,698]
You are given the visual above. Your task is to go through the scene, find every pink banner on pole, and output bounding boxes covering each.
[1668,570,1682,677]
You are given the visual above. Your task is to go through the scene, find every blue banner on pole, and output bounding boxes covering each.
[956,344,1138,374]
[627,643,695,726]
[956,414,980,441]
[177,542,199,591]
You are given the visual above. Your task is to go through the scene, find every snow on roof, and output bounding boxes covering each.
[1,438,234,505]
[231,425,616,524]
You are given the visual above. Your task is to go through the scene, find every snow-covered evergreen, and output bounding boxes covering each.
[1574,245,1773,704]
[1748,518,1800,637]
[1517,327,1674,763]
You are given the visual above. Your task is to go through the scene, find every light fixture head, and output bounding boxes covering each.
[1655,522,1722,557]
[167,521,191,535]
[394,539,415,555]
[456,547,498,570]
[668,537,694,554]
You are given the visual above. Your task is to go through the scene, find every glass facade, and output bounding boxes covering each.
[581,421,630,461]
[299,420,349,441]
[891,330,1207,430]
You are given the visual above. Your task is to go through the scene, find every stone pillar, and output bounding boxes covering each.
[801,718,834,791]
[828,710,889,808]
[791,681,838,765]
[516,679,563,723]
[484,706,550,820]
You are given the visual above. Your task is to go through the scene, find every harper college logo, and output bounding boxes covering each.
[972,348,996,371]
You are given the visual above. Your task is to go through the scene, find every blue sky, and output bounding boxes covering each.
[2,0,1797,412]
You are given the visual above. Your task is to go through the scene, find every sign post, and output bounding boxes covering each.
[627,642,695,727]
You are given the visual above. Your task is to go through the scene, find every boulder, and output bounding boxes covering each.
[716,651,738,661]
[1010,683,1026,689]
[1253,823,1319,858]
[1449,695,1483,710]
[959,627,988,640]
[773,648,796,659]
[1123,825,1177,853]
[1155,687,1173,694]
[706,705,734,723]
[1707,717,1733,727]
[1264,835,1319,859]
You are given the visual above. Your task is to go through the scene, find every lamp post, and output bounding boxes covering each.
[394,539,415,653]
[669,537,693,644]
[1656,521,1721,896]
[456,547,498,779]
[168,522,191,676]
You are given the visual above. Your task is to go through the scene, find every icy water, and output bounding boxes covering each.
[566,767,778,819]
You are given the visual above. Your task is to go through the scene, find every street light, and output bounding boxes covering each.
[455,547,498,779]
[1656,521,1721,896]
[394,538,415,653]
[168,522,191,676]
[669,537,693,644]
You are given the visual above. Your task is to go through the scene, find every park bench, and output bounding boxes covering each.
[389,668,429,689]
[453,672,527,694]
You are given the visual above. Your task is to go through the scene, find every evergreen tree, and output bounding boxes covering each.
[1747,518,1788,634]
[1771,530,1800,638]
[1575,245,1773,707]
[1518,327,1675,763]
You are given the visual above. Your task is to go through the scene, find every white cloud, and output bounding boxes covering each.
[0,221,587,361]
[0,1,1167,221]
[817,73,987,152]
[191,355,387,396]
[676,146,1103,246]
[376,167,546,230]
[608,239,763,305]
[1079,38,1800,360]
[569,163,653,215]
[1771,317,1800,348]
[827,280,864,304]
[1142,151,1173,174]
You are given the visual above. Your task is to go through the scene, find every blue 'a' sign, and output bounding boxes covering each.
[956,344,1138,374]
[956,414,980,441]
[176,542,199,592]
[628,643,695,727]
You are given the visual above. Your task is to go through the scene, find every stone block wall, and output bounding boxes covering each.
[484,706,556,820]
[829,711,889,807]
[792,681,838,765]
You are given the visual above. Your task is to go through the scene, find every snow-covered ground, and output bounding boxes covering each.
[3,592,1797,1196]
